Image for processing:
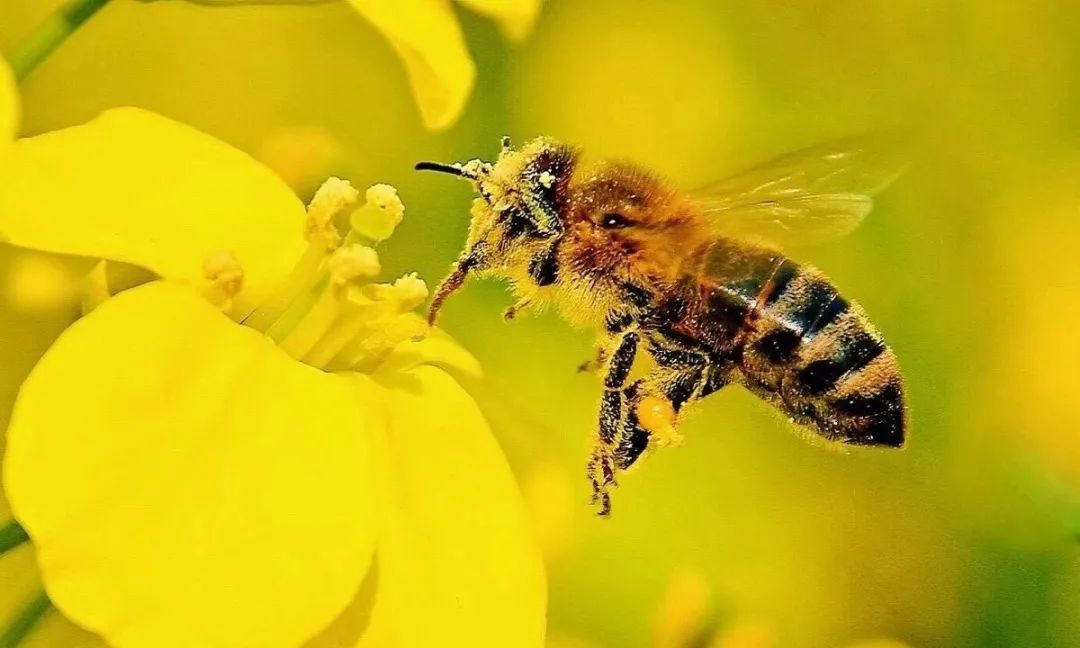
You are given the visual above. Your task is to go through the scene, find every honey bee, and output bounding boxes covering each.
[417,134,907,515]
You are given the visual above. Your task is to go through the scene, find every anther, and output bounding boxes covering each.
[327,245,381,289]
[351,184,405,242]
[202,250,245,311]
[370,272,428,313]
[305,177,359,248]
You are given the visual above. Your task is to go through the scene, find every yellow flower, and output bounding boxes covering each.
[14,0,541,133]
[0,108,544,647]
[343,0,543,129]
[0,55,15,141]
[185,0,543,130]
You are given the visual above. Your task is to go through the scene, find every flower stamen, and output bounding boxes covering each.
[245,179,438,373]
[350,184,405,242]
[335,274,430,372]
[202,250,244,311]
[327,244,381,292]
[243,177,360,331]
[305,176,358,250]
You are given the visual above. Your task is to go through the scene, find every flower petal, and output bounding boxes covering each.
[350,367,545,647]
[0,108,306,315]
[347,1,476,130]
[456,0,543,42]
[3,281,379,648]
[0,56,16,142]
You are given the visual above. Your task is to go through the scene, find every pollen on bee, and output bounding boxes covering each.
[636,395,684,447]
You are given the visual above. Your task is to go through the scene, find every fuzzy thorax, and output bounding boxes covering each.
[427,136,711,328]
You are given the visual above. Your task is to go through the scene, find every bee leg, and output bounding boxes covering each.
[593,349,730,513]
[502,298,534,321]
[612,380,652,471]
[581,310,635,373]
[586,332,640,516]
[577,345,609,374]
[614,353,715,466]
[586,446,617,514]
[641,363,709,448]
[635,394,683,448]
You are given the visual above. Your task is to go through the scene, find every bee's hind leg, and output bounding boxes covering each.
[613,352,726,469]
[587,379,647,516]
[585,447,616,515]
[588,342,731,515]
[586,376,681,514]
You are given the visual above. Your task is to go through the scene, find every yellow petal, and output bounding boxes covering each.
[0,108,306,315]
[457,0,543,42]
[347,1,476,130]
[0,56,16,142]
[352,367,545,647]
[4,281,380,648]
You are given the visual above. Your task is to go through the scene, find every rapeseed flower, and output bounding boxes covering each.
[341,0,542,129]
[0,104,544,647]
[0,56,15,142]
[154,0,542,130]
[13,0,541,130]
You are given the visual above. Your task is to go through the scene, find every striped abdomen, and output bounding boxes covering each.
[695,242,906,447]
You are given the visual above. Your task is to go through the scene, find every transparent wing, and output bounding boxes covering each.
[689,133,907,247]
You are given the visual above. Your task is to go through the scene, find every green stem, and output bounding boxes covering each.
[0,591,50,648]
[0,520,29,556]
[8,0,112,81]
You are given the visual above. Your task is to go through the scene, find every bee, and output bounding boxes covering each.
[416,134,907,515]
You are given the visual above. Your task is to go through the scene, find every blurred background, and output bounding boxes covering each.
[1,0,1078,646]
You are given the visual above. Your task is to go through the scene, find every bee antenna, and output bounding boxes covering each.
[414,161,465,177]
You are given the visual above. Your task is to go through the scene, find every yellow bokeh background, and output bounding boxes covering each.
[2,0,1078,646]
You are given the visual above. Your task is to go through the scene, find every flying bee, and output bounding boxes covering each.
[416,134,908,515]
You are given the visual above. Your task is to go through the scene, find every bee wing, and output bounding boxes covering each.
[688,134,906,247]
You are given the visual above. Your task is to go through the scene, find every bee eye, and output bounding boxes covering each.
[600,212,633,229]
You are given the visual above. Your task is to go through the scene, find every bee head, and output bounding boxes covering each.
[560,162,701,285]
[417,136,579,322]
[417,136,577,237]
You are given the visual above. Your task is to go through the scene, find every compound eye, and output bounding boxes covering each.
[600,212,633,229]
